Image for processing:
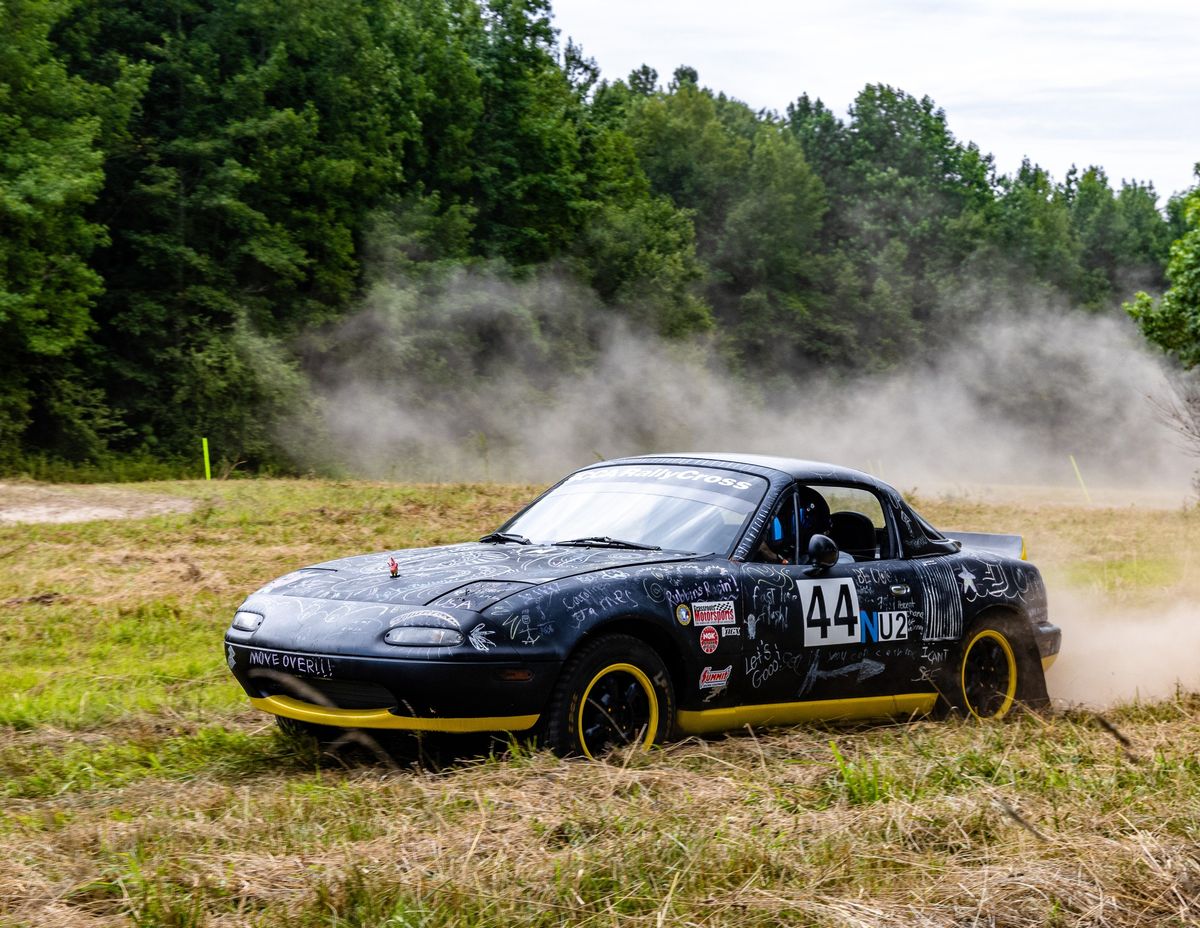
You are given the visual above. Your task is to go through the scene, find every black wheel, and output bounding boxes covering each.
[957,621,1019,720]
[543,634,674,759]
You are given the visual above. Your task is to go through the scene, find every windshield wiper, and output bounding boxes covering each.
[478,531,533,545]
[553,536,661,551]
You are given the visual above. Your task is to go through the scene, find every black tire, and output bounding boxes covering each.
[954,619,1022,720]
[542,634,674,759]
[274,714,338,743]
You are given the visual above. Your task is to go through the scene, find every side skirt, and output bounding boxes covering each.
[676,693,938,736]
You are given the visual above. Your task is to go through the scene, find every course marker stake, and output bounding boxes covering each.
[202,437,211,481]
[1069,454,1091,504]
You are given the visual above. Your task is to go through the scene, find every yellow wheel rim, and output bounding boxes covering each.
[960,629,1018,720]
[576,662,659,760]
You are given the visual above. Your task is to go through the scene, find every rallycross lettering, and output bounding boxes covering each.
[247,649,334,678]
[569,466,754,491]
[800,579,860,647]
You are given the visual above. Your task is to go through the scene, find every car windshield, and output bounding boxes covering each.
[502,464,769,555]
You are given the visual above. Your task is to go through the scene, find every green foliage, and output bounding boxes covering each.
[993,159,1084,293]
[827,740,892,804]
[0,1,1180,472]
[465,0,583,264]
[1126,181,1200,367]
[0,0,108,461]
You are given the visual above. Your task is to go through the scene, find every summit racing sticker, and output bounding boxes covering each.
[699,665,732,688]
[693,600,736,626]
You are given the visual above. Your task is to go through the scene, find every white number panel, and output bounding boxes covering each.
[799,578,861,647]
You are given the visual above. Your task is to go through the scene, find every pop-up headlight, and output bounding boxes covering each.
[232,611,264,631]
[383,626,463,647]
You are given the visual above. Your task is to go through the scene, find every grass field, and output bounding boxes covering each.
[3,478,1200,927]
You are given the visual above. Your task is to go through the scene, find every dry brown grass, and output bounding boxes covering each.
[2,479,1199,927]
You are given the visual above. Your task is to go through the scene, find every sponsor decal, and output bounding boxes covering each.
[693,600,736,626]
[226,644,237,671]
[799,579,862,647]
[861,610,909,643]
[675,603,692,626]
[569,465,754,491]
[699,625,719,654]
[699,665,732,688]
[721,626,741,637]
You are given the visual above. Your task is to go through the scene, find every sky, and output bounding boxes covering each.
[549,0,1200,201]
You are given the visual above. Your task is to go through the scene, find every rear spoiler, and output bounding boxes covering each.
[944,531,1026,561]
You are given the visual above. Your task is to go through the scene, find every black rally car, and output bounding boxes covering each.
[225,454,1061,758]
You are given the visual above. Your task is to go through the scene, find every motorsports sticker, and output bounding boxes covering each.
[693,600,736,626]
[799,579,862,647]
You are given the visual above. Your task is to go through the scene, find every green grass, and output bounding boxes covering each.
[2,479,1199,926]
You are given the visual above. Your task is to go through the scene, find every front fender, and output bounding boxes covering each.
[482,560,742,662]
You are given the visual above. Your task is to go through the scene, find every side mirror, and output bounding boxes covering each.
[807,533,839,569]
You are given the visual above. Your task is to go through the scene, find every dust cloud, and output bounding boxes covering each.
[1047,592,1200,708]
[284,264,1196,498]
[279,264,1200,709]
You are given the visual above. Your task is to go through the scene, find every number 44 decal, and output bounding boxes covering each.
[800,579,861,647]
[799,580,911,647]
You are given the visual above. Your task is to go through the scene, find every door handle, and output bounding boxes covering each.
[890,584,910,595]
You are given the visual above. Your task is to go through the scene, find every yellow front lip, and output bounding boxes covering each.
[251,695,540,733]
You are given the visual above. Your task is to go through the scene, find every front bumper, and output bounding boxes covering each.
[226,641,557,732]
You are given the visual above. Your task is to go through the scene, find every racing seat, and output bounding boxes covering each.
[829,510,877,560]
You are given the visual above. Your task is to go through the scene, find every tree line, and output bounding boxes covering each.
[2,0,1196,475]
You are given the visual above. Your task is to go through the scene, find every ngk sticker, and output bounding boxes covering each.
[693,600,736,626]
[699,665,732,688]
[699,625,719,654]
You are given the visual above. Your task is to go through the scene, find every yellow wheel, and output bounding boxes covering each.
[545,635,673,758]
[959,623,1019,719]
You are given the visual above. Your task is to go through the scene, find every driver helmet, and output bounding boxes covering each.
[795,485,831,549]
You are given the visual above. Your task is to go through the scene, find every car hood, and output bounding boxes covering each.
[254,542,698,607]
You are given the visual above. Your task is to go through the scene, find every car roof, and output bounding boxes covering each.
[601,452,886,490]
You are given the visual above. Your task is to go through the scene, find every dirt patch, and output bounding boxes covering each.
[0,481,195,524]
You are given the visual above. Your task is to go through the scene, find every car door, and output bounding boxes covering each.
[738,482,928,707]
